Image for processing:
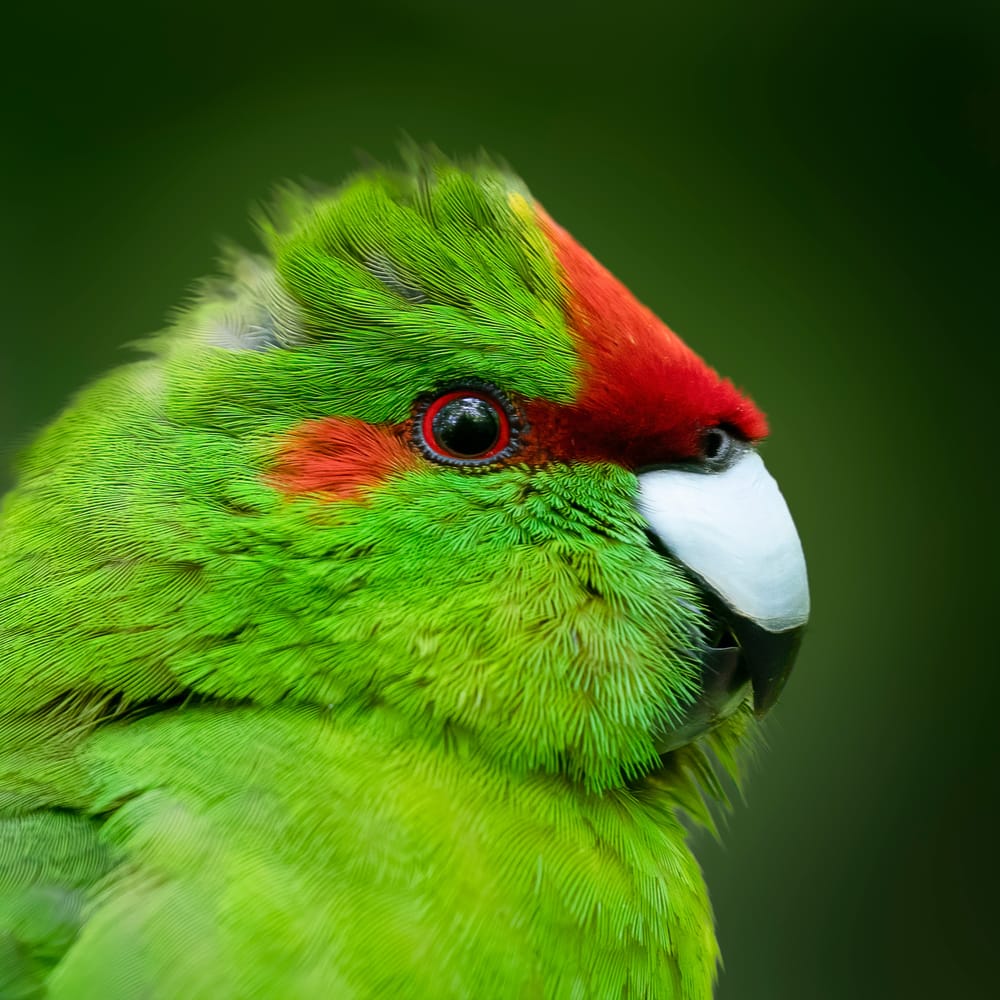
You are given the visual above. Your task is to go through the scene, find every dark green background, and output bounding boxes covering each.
[3,1,996,996]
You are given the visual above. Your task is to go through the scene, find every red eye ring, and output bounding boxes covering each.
[413,382,521,467]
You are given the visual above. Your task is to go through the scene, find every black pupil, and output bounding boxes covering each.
[432,397,501,457]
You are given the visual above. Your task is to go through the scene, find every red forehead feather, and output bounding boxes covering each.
[523,208,768,467]
[272,206,769,501]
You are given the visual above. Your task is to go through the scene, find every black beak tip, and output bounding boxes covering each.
[653,611,806,754]
[738,621,806,717]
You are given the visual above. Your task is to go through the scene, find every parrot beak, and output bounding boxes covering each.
[636,449,809,727]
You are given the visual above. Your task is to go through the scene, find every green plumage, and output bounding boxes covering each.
[0,155,756,997]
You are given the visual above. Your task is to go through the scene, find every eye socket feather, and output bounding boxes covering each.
[414,390,745,473]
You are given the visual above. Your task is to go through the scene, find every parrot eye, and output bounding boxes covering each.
[699,426,743,471]
[414,382,520,467]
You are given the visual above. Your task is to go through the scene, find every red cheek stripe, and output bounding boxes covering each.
[271,418,420,500]
[270,209,770,497]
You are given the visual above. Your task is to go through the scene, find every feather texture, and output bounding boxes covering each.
[0,153,769,997]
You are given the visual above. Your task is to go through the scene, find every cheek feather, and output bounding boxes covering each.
[271,418,419,500]
[269,209,768,494]
[534,207,769,467]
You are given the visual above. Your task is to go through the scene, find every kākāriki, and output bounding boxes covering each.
[0,154,808,998]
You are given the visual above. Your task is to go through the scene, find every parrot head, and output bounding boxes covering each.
[1,156,808,792]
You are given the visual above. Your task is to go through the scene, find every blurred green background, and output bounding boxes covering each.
[2,1,996,996]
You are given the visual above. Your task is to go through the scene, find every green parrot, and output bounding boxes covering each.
[0,155,808,998]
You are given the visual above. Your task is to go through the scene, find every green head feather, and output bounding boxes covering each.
[0,153,770,998]
[0,155,717,791]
